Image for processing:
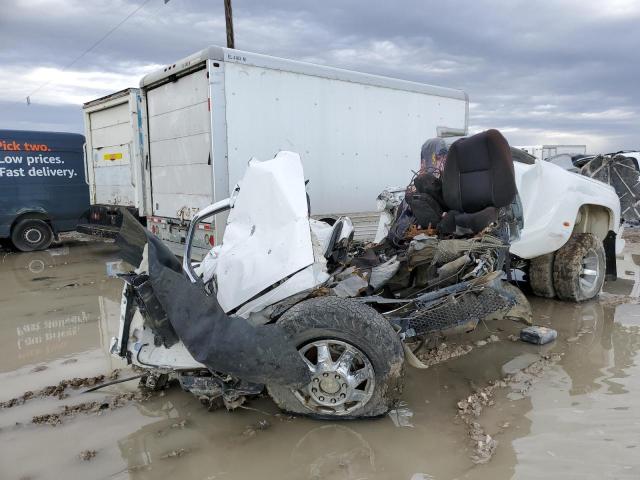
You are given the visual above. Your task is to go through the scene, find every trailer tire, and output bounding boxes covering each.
[553,233,605,302]
[267,297,404,419]
[11,219,53,252]
[529,253,556,298]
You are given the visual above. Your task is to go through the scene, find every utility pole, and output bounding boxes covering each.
[224,0,235,49]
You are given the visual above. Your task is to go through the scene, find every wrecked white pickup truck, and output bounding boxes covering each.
[110,130,621,419]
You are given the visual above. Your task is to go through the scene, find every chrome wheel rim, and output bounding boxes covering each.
[580,248,600,295]
[24,228,43,244]
[294,339,375,416]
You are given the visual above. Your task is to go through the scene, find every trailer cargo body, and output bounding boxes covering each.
[79,88,149,236]
[140,46,469,257]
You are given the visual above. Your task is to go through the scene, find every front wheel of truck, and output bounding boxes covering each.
[553,233,606,302]
[267,297,404,419]
[11,218,53,252]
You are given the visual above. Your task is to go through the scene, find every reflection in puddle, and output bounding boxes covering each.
[0,242,125,387]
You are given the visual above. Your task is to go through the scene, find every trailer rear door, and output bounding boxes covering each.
[146,67,212,220]
[86,98,137,207]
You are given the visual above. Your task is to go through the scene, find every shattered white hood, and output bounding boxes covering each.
[201,151,326,313]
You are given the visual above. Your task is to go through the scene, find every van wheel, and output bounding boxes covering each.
[11,219,53,252]
[267,297,404,419]
[553,233,605,302]
[529,253,556,298]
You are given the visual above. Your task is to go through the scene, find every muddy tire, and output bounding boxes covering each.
[11,219,53,252]
[267,297,404,419]
[553,233,605,302]
[529,253,556,298]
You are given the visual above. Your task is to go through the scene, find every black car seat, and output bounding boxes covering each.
[439,129,517,234]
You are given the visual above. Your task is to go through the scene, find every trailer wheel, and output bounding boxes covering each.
[11,219,53,252]
[553,233,605,302]
[529,253,556,298]
[267,297,404,419]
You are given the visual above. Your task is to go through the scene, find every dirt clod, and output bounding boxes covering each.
[1,372,122,409]
[468,421,498,464]
[79,450,96,461]
[161,448,189,459]
[457,385,497,418]
[242,419,272,438]
[32,391,150,426]
[456,353,562,464]
[416,342,473,366]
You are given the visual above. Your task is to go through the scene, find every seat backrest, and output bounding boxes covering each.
[441,129,516,213]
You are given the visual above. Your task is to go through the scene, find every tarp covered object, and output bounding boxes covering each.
[582,154,640,223]
[214,152,315,312]
[117,211,312,387]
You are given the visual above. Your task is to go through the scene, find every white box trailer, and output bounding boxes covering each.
[79,88,149,236]
[515,144,587,161]
[140,46,469,257]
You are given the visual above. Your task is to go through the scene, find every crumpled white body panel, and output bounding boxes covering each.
[215,151,315,312]
[234,219,333,320]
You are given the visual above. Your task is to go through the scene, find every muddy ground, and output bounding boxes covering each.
[0,230,639,480]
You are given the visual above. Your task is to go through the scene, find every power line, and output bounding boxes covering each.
[26,0,156,104]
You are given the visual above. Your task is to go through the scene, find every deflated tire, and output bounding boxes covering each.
[553,233,606,302]
[267,297,404,419]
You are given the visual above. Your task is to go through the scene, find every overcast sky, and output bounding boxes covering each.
[0,0,638,151]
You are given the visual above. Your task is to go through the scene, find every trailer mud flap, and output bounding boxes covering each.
[116,210,312,388]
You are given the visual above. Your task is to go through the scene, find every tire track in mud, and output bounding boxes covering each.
[0,370,121,408]
[31,390,151,426]
[0,369,155,428]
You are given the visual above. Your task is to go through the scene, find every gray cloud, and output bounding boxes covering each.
[0,0,638,151]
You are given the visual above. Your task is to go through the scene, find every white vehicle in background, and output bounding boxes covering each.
[79,88,150,237]
[138,46,469,257]
[516,144,587,161]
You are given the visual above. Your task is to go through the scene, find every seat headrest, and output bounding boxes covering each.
[442,129,517,213]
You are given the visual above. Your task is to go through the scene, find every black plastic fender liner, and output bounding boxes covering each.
[116,210,312,388]
[115,209,149,269]
[118,281,137,357]
[603,230,617,281]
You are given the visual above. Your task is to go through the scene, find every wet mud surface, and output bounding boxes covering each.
[1,230,640,479]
